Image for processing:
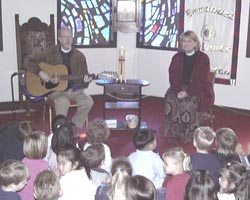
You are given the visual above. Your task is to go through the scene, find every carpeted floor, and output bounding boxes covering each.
[1,95,250,158]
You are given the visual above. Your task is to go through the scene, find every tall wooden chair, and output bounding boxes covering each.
[15,14,55,116]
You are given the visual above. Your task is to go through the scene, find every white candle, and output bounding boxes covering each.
[119,46,125,57]
[118,46,125,82]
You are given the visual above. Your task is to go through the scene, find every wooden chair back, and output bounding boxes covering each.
[15,14,55,114]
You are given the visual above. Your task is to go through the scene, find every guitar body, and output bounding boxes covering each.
[26,62,118,97]
[26,63,68,96]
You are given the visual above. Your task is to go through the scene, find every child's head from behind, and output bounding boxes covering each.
[34,170,61,200]
[17,121,33,140]
[56,145,80,176]
[126,175,156,200]
[0,160,29,192]
[184,170,218,200]
[109,157,133,200]
[23,131,48,159]
[235,170,250,200]
[193,126,215,151]
[111,157,132,176]
[51,115,68,133]
[162,147,191,175]
[86,118,110,144]
[81,143,105,169]
[133,128,156,151]
[235,143,245,156]
[51,123,75,154]
[215,128,237,155]
[219,161,246,193]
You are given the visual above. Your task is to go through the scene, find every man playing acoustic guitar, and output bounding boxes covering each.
[24,27,93,130]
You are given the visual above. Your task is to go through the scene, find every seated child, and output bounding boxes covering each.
[191,126,220,190]
[126,175,156,200]
[44,115,68,169]
[162,147,190,200]
[0,159,30,200]
[56,145,96,200]
[184,170,218,200]
[217,161,246,200]
[128,128,166,188]
[34,170,61,200]
[235,170,250,200]
[95,156,132,200]
[83,118,112,172]
[82,143,111,186]
[19,131,49,200]
[46,122,75,170]
[235,143,250,169]
[211,128,240,168]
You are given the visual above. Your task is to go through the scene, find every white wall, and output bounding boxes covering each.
[1,0,250,110]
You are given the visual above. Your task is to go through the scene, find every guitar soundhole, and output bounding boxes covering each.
[44,81,59,89]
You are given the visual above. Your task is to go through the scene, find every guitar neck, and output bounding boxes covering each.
[58,74,97,81]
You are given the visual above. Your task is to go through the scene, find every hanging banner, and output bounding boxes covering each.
[185,0,241,85]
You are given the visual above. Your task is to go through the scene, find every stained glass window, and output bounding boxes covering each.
[57,0,116,48]
[137,0,184,50]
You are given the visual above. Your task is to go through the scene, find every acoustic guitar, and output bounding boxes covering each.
[26,62,117,97]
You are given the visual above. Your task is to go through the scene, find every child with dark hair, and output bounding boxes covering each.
[19,131,49,200]
[217,161,246,200]
[56,145,96,200]
[34,170,61,200]
[191,126,220,190]
[211,128,240,168]
[82,143,111,186]
[83,118,112,172]
[45,122,75,170]
[184,170,218,200]
[128,128,166,188]
[126,175,157,200]
[235,170,250,200]
[0,160,30,200]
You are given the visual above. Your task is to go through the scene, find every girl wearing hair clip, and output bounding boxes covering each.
[162,147,191,200]
[44,115,76,170]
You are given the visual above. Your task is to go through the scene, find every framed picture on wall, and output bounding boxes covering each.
[117,0,136,22]
[0,0,2,51]
[112,0,140,32]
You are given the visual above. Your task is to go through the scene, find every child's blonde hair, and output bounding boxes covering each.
[23,131,48,159]
[0,159,29,186]
[193,127,215,150]
[215,128,237,155]
[34,170,61,200]
[109,157,132,200]
[162,147,191,171]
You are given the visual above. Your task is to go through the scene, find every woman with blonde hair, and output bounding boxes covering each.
[165,30,214,143]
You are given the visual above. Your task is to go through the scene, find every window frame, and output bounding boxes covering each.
[136,0,184,51]
[57,0,117,48]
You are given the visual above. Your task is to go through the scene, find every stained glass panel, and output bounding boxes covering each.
[58,0,116,47]
[137,0,184,50]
